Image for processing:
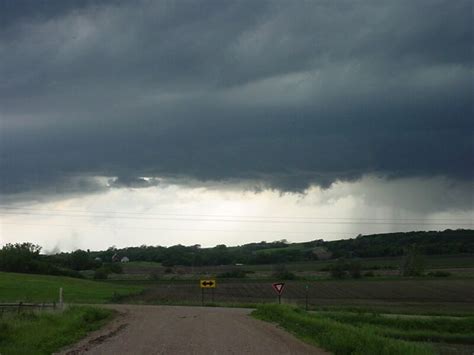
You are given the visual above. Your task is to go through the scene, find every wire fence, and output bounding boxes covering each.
[0,302,58,317]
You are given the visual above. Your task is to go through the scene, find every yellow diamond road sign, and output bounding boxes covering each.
[200,279,216,288]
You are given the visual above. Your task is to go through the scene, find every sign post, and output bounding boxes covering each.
[272,282,285,304]
[200,279,216,288]
[200,279,216,305]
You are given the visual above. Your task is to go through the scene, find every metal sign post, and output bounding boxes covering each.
[200,279,216,305]
[272,282,285,304]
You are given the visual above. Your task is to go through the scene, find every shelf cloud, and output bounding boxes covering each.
[0,0,472,200]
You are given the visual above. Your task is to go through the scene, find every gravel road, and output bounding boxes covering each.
[59,304,328,355]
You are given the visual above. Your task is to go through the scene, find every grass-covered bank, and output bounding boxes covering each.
[317,311,474,345]
[0,306,113,354]
[252,305,435,355]
[0,272,143,303]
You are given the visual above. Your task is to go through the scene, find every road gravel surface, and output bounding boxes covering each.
[59,304,328,355]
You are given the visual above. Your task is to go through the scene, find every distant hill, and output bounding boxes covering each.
[2,230,472,277]
[91,229,473,266]
[322,229,474,258]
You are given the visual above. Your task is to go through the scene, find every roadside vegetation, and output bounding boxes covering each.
[0,272,142,303]
[252,304,474,355]
[317,311,474,344]
[0,306,113,355]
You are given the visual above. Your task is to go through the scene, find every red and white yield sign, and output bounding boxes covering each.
[272,282,285,295]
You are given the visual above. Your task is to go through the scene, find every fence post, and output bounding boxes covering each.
[305,284,309,311]
[59,287,63,309]
[18,302,22,314]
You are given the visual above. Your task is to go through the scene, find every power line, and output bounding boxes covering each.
[0,221,356,235]
[0,207,471,226]
[0,211,471,226]
[1,205,471,221]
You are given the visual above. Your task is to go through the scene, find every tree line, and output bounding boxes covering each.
[0,229,472,277]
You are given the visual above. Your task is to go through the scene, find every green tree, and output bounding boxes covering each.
[348,261,362,279]
[68,249,94,271]
[0,243,42,273]
[330,259,348,279]
[401,244,425,276]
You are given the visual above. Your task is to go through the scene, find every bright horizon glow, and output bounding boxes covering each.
[1,176,471,252]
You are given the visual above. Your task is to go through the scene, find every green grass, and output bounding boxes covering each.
[0,272,143,303]
[312,304,474,317]
[318,311,474,344]
[252,304,435,355]
[0,306,113,355]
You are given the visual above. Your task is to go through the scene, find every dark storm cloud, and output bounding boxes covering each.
[0,0,472,197]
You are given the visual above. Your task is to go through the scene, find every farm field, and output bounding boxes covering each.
[109,254,474,316]
[114,254,474,281]
[116,278,474,315]
[0,272,143,304]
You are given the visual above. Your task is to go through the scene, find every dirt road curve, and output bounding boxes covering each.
[59,305,328,355]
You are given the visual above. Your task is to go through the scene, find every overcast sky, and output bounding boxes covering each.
[0,0,472,251]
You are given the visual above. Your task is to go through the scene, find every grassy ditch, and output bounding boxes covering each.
[0,306,113,354]
[252,304,435,355]
[317,311,474,344]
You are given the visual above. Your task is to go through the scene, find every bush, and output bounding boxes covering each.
[218,269,247,278]
[427,271,451,277]
[149,271,161,280]
[330,259,364,279]
[93,269,108,280]
[81,307,110,323]
[273,264,297,280]
[364,271,375,277]
[330,266,348,279]
[49,267,84,278]
[348,261,362,279]
[102,263,123,274]
[330,259,348,279]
